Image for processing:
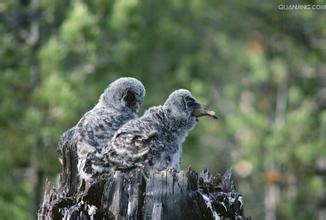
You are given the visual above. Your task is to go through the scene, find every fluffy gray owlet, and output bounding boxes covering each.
[57,77,146,180]
[101,89,217,172]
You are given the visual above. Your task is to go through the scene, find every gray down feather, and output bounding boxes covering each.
[57,77,146,180]
[99,89,206,173]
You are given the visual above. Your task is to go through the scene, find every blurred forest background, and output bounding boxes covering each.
[0,0,325,219]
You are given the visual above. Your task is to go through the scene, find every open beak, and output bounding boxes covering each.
[192,103,218,119]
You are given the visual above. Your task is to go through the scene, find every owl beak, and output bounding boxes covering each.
[192,103,218,119]
[133,101,141,113]
[129,97,142,113]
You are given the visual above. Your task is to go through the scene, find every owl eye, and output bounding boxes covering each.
[123,90,137,106]
[185,97,196,108]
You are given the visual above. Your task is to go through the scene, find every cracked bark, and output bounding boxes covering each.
[38,141,249,220]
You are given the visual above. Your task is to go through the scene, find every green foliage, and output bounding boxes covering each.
[0,0,324,219]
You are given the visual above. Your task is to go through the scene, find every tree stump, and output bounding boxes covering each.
[38,142,250,219]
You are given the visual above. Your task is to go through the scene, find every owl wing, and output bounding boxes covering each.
[77,112,102,149]
[77,108,133,150]
[107,124,158,169]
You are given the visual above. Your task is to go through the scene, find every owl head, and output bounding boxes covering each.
[163,89,217,130]
[100,77,146,113]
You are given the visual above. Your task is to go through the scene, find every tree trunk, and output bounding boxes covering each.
[38,143,250,220]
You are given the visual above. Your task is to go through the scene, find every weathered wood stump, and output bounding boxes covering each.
[39,170,249,219]
[38,141,250,219]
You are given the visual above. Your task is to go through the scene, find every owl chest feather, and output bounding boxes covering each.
[150,130,183,171]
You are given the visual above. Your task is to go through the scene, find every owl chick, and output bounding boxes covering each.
[57,77,146,180]
[101,89,217,172]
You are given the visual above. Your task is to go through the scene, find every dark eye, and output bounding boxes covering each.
[185,97,196,108]
[124,91,137,105]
